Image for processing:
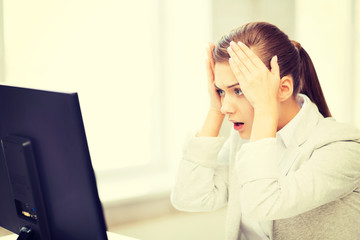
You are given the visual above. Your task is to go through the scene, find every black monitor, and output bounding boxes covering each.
[0,85,108,240]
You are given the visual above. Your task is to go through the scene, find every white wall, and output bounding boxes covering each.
[2,0,161,171]
[2,0,213,176]
[295,0,359,127]
[211,0,296,41]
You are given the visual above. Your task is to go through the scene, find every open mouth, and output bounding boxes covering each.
[233,122,244,131]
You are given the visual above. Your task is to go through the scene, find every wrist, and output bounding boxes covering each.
[253,101,279,117]
[254,107,278,119]
[251,105,279,142]
[198,109,225,137]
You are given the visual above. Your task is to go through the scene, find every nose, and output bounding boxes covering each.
[220,95,235,115]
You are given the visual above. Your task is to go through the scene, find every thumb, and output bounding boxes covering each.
[270,55,280,76]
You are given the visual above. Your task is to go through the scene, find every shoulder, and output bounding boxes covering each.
[306,117,360,149]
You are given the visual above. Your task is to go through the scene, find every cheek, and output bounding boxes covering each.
[237,98,254,118]
[245,102,254,117]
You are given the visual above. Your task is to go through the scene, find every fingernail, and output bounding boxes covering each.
[230,41,235,46]
[227,46,232,52]
[238,41,244,46]
[274,55,278,62]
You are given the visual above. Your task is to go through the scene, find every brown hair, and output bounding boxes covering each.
[213,22,331,117]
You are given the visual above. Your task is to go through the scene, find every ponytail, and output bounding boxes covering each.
[296,44,332,118]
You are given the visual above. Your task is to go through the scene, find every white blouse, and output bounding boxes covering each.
[171,94,360,240]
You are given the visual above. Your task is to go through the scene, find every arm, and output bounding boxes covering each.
[171,135,230,212]
[198,109,225,137]
[236,139,360,220]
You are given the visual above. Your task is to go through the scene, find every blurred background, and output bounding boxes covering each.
[0,0,359,239]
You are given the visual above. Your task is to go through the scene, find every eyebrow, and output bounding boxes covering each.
[214,83,240,89]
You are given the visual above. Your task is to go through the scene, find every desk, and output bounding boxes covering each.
[0,232,138,240]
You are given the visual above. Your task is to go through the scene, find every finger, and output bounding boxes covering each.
[208,42,215,50]
[229,41,257,73]
[207,42,215,69]
[227,46,251,79]
[205,58,214,84]
[205,45,212,66]
[227,46,244,70]
[270,55,280,76]
[236,41,267,70]
[229,57,245,85]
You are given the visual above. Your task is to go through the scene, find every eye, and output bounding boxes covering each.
[234,88,243,96]
[216,89,225,96]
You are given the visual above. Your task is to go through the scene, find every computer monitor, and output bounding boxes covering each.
[0,84,108,240]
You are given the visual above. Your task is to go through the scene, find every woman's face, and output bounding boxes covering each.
[214,62,254,139]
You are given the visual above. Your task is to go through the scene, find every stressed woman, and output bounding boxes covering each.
[171,22,360,240]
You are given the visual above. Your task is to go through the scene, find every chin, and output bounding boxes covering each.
[238,131,251,140]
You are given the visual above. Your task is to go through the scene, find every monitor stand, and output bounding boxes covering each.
[17,227,32,240]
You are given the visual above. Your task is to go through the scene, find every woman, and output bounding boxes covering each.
[171,22,360,240]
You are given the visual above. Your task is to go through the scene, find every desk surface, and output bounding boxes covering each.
[0,232,138,240]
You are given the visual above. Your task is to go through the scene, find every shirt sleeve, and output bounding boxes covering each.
[236,139,360,221]
[171,133,230,212]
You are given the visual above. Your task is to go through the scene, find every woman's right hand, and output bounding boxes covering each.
[206,42,223,114]
[197,43,225,137]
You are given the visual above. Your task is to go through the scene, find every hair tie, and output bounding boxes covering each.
[291,40,302,51]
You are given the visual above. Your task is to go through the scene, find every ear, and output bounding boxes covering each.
[278,75,294,102]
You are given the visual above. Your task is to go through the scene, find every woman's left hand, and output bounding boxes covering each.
[227,41,280,112]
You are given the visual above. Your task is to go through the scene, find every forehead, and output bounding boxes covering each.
[214,62,238,88]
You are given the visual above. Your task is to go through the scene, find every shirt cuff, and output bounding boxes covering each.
[235,138,278,186]
[184,133,226,168]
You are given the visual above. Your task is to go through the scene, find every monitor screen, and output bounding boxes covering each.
[0,85,108,240]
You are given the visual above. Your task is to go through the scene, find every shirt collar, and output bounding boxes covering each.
[276,94,323,148]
